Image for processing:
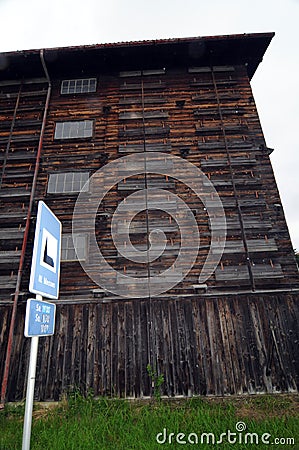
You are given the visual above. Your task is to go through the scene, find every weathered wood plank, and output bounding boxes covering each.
[120,82,165,91]
[201,156,257,168]
[211,238,278,254]
[117,178,175,191]
[118,142,171,153]
[0,275,17,289]
[119,111,169,120]
[119,125,170,138]
[1,292,298,400]
[215,264,283,281]
[1,41,299,403]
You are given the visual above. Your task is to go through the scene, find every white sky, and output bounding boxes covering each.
[0,0,298,249]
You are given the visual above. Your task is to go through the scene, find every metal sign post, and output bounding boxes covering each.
[22,296,57,450]
[22,294,41,450]
[22,201,61,450]
[22,335,39,450]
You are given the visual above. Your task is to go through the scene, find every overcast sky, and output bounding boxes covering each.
[0,0,298,249]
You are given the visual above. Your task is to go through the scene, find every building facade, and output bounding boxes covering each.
[0,33,299,401]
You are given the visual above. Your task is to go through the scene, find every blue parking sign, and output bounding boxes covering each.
[29,201,61,299]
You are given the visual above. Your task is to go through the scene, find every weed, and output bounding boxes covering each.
[146,364,165,401]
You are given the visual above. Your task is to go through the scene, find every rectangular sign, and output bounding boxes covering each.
[24,298,56,337]
[29,201,61,299]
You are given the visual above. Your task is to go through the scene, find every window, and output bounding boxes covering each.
[47,172,89,194]
[61,234,87,261]
[54,120,93,140]
[61,78,97,94]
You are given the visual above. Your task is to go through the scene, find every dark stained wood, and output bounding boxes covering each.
[0,292,289,400]
[1,294,298,402]
[0,37,299,400]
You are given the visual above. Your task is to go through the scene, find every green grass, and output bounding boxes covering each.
[0,393,298,449]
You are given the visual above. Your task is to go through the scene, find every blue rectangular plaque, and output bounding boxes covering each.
[24,299,56,337]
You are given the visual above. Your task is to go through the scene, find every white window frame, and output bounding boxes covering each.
[61,233,88,262]
[61,78,97,94]
[54,120,94,140]
[47,172,90,194]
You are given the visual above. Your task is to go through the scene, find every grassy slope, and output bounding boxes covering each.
[0,394,298,449]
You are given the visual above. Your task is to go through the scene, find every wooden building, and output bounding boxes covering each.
[0,33,299,401]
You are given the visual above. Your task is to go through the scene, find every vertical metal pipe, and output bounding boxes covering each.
[0,50,51,406]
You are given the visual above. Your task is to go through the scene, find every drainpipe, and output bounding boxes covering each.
[0,49,52,406]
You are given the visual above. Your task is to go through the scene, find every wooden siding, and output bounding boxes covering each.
[0,81,49,296]
[0,292,298,401]
[28,64,298,296]
[1,42,299,400]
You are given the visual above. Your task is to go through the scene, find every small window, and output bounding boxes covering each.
[61,78,97,94]
[47,172,89,194]
[61,234,88,261]
[54,120,93,139]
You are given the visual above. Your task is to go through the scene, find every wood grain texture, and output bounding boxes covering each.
[0,293,298,400]
[1,53,299,400]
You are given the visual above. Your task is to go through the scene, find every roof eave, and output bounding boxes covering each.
[0,32,275,81]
